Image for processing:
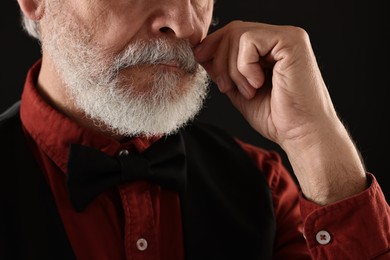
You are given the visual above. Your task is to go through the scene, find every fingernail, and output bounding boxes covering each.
[247,78,260,89]
[216,76,228,92]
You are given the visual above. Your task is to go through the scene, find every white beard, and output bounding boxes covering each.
[41,3,210,137]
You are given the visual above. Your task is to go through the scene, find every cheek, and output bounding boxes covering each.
[195,1,214,38]
[87,7,148,55]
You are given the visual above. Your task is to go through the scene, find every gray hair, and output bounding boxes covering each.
[21,12,41,40]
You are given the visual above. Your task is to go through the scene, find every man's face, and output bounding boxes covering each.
[39,0,214,137]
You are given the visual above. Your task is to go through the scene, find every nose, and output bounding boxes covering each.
[149,0,204,46]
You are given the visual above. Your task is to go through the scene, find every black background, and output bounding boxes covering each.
[2,1,388,201]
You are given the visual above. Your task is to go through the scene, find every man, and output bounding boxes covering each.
[1,0,388,259]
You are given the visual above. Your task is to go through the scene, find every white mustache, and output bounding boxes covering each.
[114,38,198,74]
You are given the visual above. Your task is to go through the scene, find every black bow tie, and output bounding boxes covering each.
[66,133,187,212]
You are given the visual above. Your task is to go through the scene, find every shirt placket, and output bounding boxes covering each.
[119,183,160,260]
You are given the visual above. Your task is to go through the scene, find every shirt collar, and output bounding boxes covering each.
[20,59,161,173]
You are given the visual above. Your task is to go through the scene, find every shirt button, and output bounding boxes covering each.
[118,149,129,156]
[136,238,148,251]
[316,230,331,245]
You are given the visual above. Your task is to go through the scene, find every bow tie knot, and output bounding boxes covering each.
[66,133,187,212]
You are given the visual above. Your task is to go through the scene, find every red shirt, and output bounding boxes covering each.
[19,60,390,259]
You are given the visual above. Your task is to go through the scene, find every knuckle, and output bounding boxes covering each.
[283,25,310,43]
[225,20,244,33]
[240,31,253,42]
[227,20,244,28]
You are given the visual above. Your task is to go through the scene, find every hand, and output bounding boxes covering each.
[194,21,367,204]
[194,21,336,147]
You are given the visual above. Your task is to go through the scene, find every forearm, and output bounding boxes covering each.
[283,120,368,205]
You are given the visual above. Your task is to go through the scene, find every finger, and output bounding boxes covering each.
[199,34,236,93]
[237,32,266,89]
[193,27,226,63]
[200,61,236,94]
[226,35,258,100]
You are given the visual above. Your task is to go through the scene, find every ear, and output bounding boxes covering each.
[17,0,45,20]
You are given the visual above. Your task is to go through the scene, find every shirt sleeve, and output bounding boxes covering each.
[300,173,390,259]
[236,138,390,259]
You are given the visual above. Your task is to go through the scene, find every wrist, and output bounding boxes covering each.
[283,122,368,205]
